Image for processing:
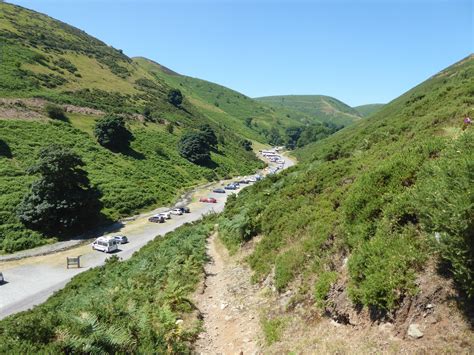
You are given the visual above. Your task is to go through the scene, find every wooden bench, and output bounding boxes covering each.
[66,256,81,269]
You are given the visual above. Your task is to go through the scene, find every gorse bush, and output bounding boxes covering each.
[0,221,213,353]
[45,103,67,121]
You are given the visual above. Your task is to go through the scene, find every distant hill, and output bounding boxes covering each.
[255,95,363,126]
[134,57,312,141]
[354,103,385,117]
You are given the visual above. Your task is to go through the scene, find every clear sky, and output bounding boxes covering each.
[8,0,473,106]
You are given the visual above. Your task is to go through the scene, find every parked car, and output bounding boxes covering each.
[213,188,226,193]
[199,197,217,203]
[92,236,118,253]
[113,235,128,244]
[0,272,4,284]
[170,208,183,215]
[159,211,171,219]
[179,206,190,213]
[148,215,165,223]
[238,179,250,184]
[224,184,237,190]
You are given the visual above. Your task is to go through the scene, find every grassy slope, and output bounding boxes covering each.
[353,103,385,117]
[134,57,310,140]
[255,95,363,126]
[0,2,264,252]
[220,56,474,312]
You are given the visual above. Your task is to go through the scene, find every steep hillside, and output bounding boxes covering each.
[354,103,385,117]
[220,56,474,351]
[0,2,264,252]
[134,57,310,141]
[255,94,362,126]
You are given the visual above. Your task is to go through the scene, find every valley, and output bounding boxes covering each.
[0,1,472,354]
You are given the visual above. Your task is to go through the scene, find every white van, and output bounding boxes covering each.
[92,236,118,253]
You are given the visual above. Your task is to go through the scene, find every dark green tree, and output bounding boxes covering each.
[167,89,183,107]
[244,117,253,127]
[166,123,174,134]
[199,124,218,148]
[45,103,67,121]
[94,116,133,151]
[17,145,101,235]
[267,127,283,146]
[285,126,303,150]
[143,106,152,120]
[241,139,252,151]
[178,132,211,165]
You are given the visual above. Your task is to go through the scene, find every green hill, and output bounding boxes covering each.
[354,103,385,117]
[255,95,363,126]
[0,2,270,252]
[220,55,473,347]
[134,57,312,141]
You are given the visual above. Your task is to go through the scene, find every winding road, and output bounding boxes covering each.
[0,153,295,320]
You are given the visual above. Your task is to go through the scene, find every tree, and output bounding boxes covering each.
[244,117,253,127]
[17,145,101,235]
[167,89,183,107]
[285,126,303,150]
[267,127,283,146]
[45,103,67,121]
[94,116,133,151]
[178,132,211,165]
[241,139,252,151]
[166,123,174,134]
[199,124,218,148]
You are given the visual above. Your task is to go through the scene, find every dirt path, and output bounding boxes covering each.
[194,233,265,354]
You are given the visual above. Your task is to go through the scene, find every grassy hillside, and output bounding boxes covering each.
[353,103,385,117]
[255,95,362,126]
[220,54,473,324]
[0,2,265,253]
[134,57,310,141]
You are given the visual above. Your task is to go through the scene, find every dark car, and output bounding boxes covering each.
[179,206,190,213]
[113,235,128,244]
[213,188,226,193]
[0,272,4,284]
[148,215,165,223]
[224,184,237,190]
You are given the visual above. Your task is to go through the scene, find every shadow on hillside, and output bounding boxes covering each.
[121,147,145,160]
[0,140,13,158]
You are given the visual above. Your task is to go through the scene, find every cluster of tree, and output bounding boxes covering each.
[167,89,183,107]
[93,115,133,151]
[285,122,344,149]
[45,104,67,121]
[178,124,217,165]
[17,145,101,236]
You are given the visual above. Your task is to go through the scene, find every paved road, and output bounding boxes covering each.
[0,153,295,320]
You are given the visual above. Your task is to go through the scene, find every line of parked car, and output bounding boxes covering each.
[148,206,190,223]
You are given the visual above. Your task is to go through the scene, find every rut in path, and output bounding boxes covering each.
[194,233,265,354]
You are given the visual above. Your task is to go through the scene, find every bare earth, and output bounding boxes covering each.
[194,233,265,355]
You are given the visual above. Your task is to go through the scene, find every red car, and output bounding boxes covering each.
[199,197,217,203]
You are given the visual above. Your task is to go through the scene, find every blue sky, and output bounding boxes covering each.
[9,0,473,106]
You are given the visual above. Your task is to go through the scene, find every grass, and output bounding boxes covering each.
[219,55,474,312]
[0,220,214,353]
[261,316,287,345]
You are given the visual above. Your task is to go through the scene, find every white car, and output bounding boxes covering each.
[170,208,183,215]
[159,211,171,219]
